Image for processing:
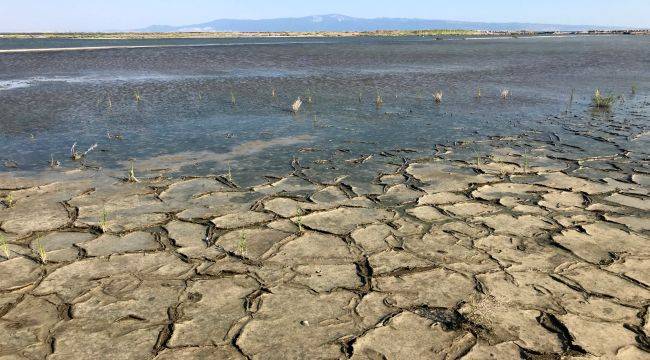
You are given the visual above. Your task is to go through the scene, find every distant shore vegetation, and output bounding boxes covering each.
[1,29,647,40]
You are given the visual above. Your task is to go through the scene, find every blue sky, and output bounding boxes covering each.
[1,0,648,32]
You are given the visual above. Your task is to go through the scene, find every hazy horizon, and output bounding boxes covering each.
[1,0,649,32]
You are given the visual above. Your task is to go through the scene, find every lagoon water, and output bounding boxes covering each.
[1,35,649,184]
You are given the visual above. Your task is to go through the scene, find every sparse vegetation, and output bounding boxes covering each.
[291,97,303,113]
[296,207,304,232]
[226,161,233,182]
[476,87,482,99]
[0,234,9,258]
[99,208,109,232]
[564,88,575,113]
[126,160,140,183]
[433,91,443,103]
[375,92,383,108]
[522,151,530,174]
[591,89,615,110]
[35,237,47,264]
[238,232,247,255]
[230,91,237,106]
[3,193,14,208]
[49,154,60,168]
[134,90,142,103]
[70,142,98,161]
[106,132,123,140]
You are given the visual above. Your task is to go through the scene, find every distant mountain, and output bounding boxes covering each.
[138,14,611,33]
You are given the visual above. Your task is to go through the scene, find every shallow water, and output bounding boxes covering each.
[0,35,649,184]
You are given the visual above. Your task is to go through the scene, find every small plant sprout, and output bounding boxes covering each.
[230,91,237,106]
[522,150,530,174]
[296,207,304,232]
[433,91,443,104]
[49,154,60,168]
[99,208,109,232]
[238,232,247,255]
[3,193,15,208]
[565,88,575,114]
[476,86,482,99]
[375,92,384,108]
[134,89,142,103]
[70,143,80,160]
[500,89,510,99]
[0,233,9,258]
[106,132,123,140]
[127,160,140,183]
[70,142,98,161]
[291,97,303,113]
[226,161,233,182]
[35,237,47,264]
[592,89,615,110]
[358,91,363,102]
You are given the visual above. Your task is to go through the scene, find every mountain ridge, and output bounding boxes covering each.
[138,14,618,32]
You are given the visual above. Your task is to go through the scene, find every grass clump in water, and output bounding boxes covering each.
[433,91,443,103]
[375,92,383,108]
[591,89,615,110]
[49,154,60,168]
[291,97,303,113]
[133,90,142,103]
[70,142,98,161]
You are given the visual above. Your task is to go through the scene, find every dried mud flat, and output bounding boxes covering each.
[1,122,650,359]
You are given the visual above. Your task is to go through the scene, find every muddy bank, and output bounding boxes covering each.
[1,122,649,359]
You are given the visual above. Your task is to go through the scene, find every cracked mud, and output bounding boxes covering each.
[1,121,649,359]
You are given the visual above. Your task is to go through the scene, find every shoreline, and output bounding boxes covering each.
[1,29,649,40]
[0,31,643,54]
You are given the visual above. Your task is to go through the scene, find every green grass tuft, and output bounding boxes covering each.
[592,89,615,110]
[0,233,9,258]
